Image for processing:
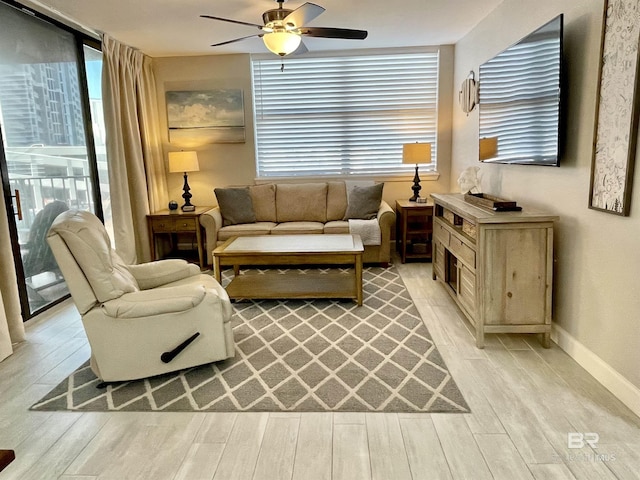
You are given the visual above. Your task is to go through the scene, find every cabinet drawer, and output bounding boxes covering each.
[449,234,475,268]
[150,218,176,232]
[442,209,455,225]
[462,219,477,239]
[433,220,450,248]
[175,218,197,231]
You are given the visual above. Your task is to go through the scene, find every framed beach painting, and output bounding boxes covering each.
[166,89,245,144]
[589,0,640,216]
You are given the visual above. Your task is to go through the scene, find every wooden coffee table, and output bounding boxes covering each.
[213,234,364,305]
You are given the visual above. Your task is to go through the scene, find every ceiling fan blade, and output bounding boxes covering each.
[292,40,309,55]
[210,34,264,47]
[300,27,368,40]
[283,2,325,28]
[200,15,264,30]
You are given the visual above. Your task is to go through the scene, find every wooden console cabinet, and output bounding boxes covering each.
[431,193,558,348]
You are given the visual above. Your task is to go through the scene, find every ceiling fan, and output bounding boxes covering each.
[201,0,368,57]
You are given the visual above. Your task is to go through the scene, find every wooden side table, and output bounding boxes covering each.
[147,206,212,270]
[396,200,434,263]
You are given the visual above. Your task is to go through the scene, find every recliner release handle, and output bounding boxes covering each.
[161,332,200,363]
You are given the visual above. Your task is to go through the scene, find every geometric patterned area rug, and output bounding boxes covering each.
[31,265,469,413]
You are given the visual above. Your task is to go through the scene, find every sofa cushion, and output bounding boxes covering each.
[327,181,348,221]
[271,222,324,235]
[250,184,277,222]
[324,220,350,234]
[217,222,276,242]
[276,183,328,222]
[343,183,384,220]
[214,187,256,226]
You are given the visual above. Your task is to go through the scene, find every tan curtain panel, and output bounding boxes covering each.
[0,193,26,362]
[102,34,168,264]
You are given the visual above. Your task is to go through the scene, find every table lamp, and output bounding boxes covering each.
[168,151,199,212]
[402,143,432,202]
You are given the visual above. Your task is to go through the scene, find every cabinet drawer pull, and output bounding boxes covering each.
[176,219,196,231]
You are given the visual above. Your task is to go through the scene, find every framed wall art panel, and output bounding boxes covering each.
[589,0,640,216]
[166,89,245,144]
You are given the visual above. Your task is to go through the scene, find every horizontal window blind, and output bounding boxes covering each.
[252,51,438,177]
[479,32,561,163]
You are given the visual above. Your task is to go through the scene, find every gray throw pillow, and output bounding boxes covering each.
[343,183,384,220]
[214,187,256,226]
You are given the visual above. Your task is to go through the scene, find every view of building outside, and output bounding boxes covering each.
[0,1,110,315]
[0,53,110,242]
[84,45,113,240]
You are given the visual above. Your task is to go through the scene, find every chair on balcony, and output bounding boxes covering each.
[21,200,69,305]
[46,209,235,383]
[22,200,69,277]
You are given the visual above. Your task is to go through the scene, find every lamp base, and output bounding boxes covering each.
[181,172,195,212]
[409,164,421,202]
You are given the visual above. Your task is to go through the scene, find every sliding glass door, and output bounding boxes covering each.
[0,1,109,319]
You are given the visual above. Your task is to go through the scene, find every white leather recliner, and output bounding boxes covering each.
[46,209,235,383]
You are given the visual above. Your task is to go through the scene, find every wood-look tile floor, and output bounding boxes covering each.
[1,260,639,479]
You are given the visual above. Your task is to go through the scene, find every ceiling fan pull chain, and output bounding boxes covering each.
[281,60,285,72]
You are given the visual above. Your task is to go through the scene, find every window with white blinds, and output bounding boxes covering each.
[251,50,439,178]
[478,18,562,165]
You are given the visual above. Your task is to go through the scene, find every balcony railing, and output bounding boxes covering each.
[11,175,93,242]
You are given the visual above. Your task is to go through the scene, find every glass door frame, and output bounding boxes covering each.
[0,0,105,321]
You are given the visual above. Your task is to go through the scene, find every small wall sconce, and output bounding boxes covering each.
[459,71,478,116]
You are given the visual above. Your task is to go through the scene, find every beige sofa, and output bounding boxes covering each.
[200,181,395,265]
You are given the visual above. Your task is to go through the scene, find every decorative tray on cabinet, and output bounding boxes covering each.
[464,192,522,212]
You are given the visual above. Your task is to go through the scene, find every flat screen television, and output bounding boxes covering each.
[478,14,563,166]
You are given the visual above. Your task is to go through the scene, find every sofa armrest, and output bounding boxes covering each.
[200,207,223,266]
[375,200,395,264]
[377,200,395,230]
[127,259,200,290]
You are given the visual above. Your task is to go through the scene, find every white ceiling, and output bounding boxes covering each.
[26,0,504,57]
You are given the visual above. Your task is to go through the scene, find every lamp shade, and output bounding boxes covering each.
[479,137,498,161]
[402,143,432,164]
[168,151,199,173]
[263,31,302,56]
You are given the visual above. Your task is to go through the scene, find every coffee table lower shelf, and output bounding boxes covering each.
[225,272,361,303]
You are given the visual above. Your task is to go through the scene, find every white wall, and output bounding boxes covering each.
[452,0,640,408]
[153,54,257,208]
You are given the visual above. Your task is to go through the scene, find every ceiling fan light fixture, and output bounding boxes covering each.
[203,1,368,55]
[263,31,301,56]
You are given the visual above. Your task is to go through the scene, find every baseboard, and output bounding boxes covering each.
[552,324,640,418]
